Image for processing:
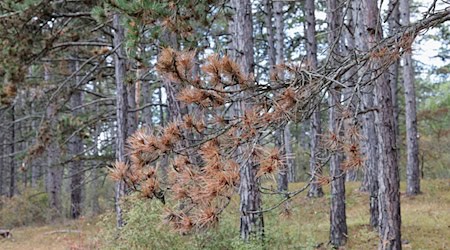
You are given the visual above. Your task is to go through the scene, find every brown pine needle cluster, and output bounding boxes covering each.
[256,147,284,178]
[156,48,195,83]
[111,48,334,234]
[109,161,129,182]
[340,124,365,171]
[323,131,341,152]
[315,173,332,187]
[202,55,247,86]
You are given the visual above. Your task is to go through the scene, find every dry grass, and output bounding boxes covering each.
[263,179,450,249]
[1,179,449,249]
[0,218,100,250]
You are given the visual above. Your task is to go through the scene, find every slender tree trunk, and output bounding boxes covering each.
[46,103,63,220]
[327,0,347,246]
[158,86,165,127]
[69,59,84,219]
[342,5,358,182]
[91,113,101,215]
[388,0,400,157]
[400,0,420,196]
[113,13,128,228]
[0,129,4,195]
[230,0,264,241]
[284,124,296,182]
[305,0,324,198]
[30,101,40,188]
[8,106,15,198]
[353,0,379,228]
[362,1,402,248]
[264,0,276,68]
[127,83,138,137]
[274,0,295,186]
[140,64,153,127]
[264,0,287,191]
[43,63,63,220]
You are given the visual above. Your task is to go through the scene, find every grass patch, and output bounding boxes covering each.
[1,180,449,249]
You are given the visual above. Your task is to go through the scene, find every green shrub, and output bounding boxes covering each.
[0,188,49,228]
[98,195,268,249]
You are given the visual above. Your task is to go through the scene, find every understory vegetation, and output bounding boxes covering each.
[3,180,448,249]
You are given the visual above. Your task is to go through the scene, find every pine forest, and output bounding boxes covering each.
[0,0,450,249]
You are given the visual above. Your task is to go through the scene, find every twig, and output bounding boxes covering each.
[43,230,82,235]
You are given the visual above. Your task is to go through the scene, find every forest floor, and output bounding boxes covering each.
[0,179,449,249]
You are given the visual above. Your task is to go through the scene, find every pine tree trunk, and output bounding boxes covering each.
[264,0,276,68]
[43,64,63,220]
[30,105,39,188]
[353,0,379,228]
[91,117,101,215]
[305,0,324,198]
[284,124,296,182]
[69,59,84,219]
[140,65,153,127]
[8,106,15,198]
[46,103,63,220]
[0,127,4,196]
[388,0,400,156]
[127,83,138,137]
[265,0,288,190]
[343,3,358,183]
[274,0,295,186]
[400,0,420,196]
[113,13,128,228]
[231,0,264,241]
[362,1,402,248]
[327,0,347,246]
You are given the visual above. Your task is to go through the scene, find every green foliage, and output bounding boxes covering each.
[417,79,450,178]
[0,188,49,228]
[98,195,270,249]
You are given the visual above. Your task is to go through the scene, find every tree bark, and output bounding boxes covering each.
[127,82,138,137]
[400,0,420,196]
[274,1,296,185]
[46,103,63,220]
[69,59,84,219]
[305,0,324,198]
[8,106,16,198]
[30,102,40,188]
[139,64,153,127]
[231,0,264,241]
[353,0,379,228]
[43,63,63,221]
[327,0,347,246]
[0,125,4,196]
[387,0,400,157]
[113,13,128,228]
[362,0,402,248]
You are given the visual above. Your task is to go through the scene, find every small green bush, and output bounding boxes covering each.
[98,195,268,249]
[0,188,49,228]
